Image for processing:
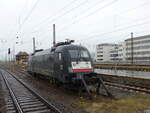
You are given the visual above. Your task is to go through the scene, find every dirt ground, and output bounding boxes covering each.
[1,63,150,113]
[14,69,150,113]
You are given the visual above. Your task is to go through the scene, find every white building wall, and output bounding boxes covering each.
[125,35,150,61]
[96,42,126,62]
[118,42,126,61]
[96,35,150,62]
[96,44,120,62]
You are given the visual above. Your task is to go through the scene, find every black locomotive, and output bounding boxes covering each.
[27,40,111,96]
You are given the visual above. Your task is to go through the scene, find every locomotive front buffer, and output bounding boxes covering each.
[72,72,113,98]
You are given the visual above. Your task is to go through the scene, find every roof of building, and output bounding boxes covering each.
[125,34,150,41]
[97,43,118,46]
[16,52,29,56]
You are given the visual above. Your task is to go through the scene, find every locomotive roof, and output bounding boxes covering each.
[33,44,87,56]
[55,44,87,51]
[34,49,50,56]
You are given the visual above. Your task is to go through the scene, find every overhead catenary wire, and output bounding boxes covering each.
[88,14,150,35]
[115,15,150,28]
[79,28,150,53]
[21,0,40,28]
[31,0,91,33]
[38,17,150,49]
[13,0,150,52]
[58,0,150,33]
[57,0,119,32]
[16,0,40,38]
[30,0,116,45]
[30,0,150,37]
[78,19,150,42]
[27,0,150,35]
[31,0,78,30]
[30,0,106,37]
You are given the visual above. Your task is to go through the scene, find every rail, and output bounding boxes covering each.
[105,81,150,94]
[1,69,62,113]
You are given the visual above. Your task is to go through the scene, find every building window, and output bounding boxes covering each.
[97,59,103,60]
[126,39,150,45]
[97,55,103,57]
[126,51,150,55]
[97,51,103,53]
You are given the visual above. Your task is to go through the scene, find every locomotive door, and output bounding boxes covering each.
[54,52,63,80]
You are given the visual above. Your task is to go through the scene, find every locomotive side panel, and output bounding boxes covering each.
[27,50,55,77]
[33,54,54,77]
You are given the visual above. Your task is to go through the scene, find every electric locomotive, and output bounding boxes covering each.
[27,40,94,83]
[27,40,112,96]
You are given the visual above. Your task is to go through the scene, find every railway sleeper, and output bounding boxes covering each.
[23,106,48,112]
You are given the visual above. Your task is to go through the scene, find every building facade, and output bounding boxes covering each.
[96,34,150,62]
[96,43,126,62]
[125,35,150,62]
[16,52,29,63]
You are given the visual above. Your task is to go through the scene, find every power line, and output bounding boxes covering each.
[31,0,90,33]
[21,0,40,28]
[22,0,150,48]
[81,29,150,52]
[58,0,150,33]
[31,0,150,34]
[89,14,150,35]
[31,0,78,30]
[79,19,150,42]
[16,0,40,37]
[78,0,118,20]
[58,0,118,32]
[116,0,150,16]
[30,0,106,36]
[115,15,150,28]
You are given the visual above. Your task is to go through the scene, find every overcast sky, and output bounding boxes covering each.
[0,0,150,60]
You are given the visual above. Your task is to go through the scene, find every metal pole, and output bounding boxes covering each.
[53,24,56,46]
[9,52,10,69]
[8,48,11,69]
[131,32,133,64]
[33,37,36,54]
[13,44,16,71]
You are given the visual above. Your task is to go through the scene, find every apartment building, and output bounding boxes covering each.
[96,43,113,61]
[96,43,125,62]
[96,34,150,62]
[125,35,150,61]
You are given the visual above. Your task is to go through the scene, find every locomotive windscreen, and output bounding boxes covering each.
[69,50,89,59]
[68,49,93,72]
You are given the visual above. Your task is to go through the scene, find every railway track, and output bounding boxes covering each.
[105,81,150,94]
[0,69,62,113]
[16,68,150,95]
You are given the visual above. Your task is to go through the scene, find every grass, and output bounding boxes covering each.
[78,95,150,113]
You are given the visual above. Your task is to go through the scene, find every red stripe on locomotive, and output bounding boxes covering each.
[73,69,93,72]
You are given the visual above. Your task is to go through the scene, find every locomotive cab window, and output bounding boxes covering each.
[69,50,89,59]
[80,50,89,58]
